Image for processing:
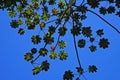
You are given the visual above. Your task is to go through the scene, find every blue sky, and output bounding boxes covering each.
[0,1,120,80]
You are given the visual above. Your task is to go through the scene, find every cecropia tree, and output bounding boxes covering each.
[0,0,120,80]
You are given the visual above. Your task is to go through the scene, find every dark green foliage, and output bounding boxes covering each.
[41,60,50,71]
[58,27,67,36]
[18,28,25,35]
[78,39,86,48]
[99,7,107,15]
[89,45,97,52]
[71,25,81,36]
[87,0,99,8]
[39,48,48,56]
[58,40,66,49]
[32,66,41,75]
[31,35,42,44]
[48,25,56,34]
[48,0,56,5]
[43,32,54,44]
[89,37,95,43]
[82,27,92,37]
[76,67,84,75]
[31,48,37,54]
[96,29,104,37]
[2,0,120,79]
[107,6,115,14]
[99,38,110,49]
[10,20,19,28]
[59,50,68,60]
[88,65,97,73]
[24,53,33,61]
[63,70,74,80]
[77,6,87,14]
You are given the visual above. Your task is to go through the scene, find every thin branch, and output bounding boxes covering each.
[31,43,47,64]
[72,15,82,68]
[87,9,120,34]
[46,19,57,24]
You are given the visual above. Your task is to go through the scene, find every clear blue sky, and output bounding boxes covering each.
[0,1,120,80]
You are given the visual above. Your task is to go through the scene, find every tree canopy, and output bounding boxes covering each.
[0,0,120,80]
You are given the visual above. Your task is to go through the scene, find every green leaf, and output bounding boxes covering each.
[76,67,84,75]
[99,38,110,49]
[59,50,68,60]
[8,10,16,18]
[18,28,25,35]
[107,6,115,14]
[63,70,74,80]
[41,60,50,71]
[49,52,57,59]
[71,25,81,36]
[58,40,66,49]
[82,27,92,37]
[88,65,98,73]
[31,48,37,54]
[32,66,41,75]
[39,48,48,56]
[41,13,50,21]
[48,0,56,5]
[24,53,33,61]
[87,0,100,8]
[10,20,19,28]
[99,7,107,15]
[43,32,54,44]
[58,27,67,36]
[31,35,42,44]
[89,45,97,52]
[96,29,104,37]
[78,39,86,48]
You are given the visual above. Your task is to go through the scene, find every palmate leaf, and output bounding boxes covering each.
[99,38,110,49]
[10,20,19,28]
[82,27,92,37]
[58,27,67,36]
[107,6,115,14]
[31,35,42,44]
[18,28,25,35]
[43,32,54,44]
[49,51,57,59]
[96,29,104,37]
[89,45,97,52]
[78,39,86,48]
[32,66,41,75]
[59,50,68,60]
[87,0,100,8]
[88,65,98,73]
[41,60,50,71]
[99,7,107,15]
[58,40,66,49]
[63,70,74,80]
[8,10,16,18]
[31,48,37,54]
[39,48,48,56]
[24,53,33,61]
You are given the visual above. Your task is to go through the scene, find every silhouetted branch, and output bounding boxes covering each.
[87,9,120,34]
[31,43,47,64]
[72,15,82,68]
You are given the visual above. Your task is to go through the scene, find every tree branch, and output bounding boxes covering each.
[31,43,47,64]
[87,9,120,34]
[72,15,82,68]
